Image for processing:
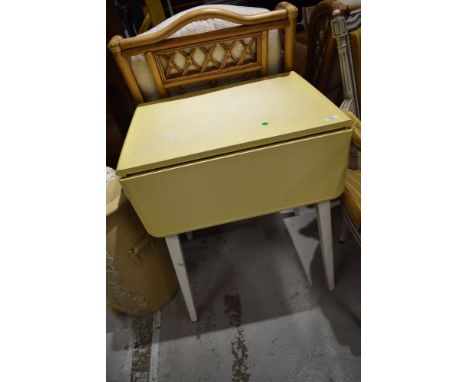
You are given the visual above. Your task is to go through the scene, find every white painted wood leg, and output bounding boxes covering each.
[185,231,193,240]
[165,235,198,322]
[293,208,301,216]
[315,201,335,291]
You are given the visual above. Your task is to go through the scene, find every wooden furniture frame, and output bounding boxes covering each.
[331,8,361,245]
[338,117,361,246]
[139,0,167,34]
[304,0,360,101]
[108,2,298,105]
[331,7,361,117]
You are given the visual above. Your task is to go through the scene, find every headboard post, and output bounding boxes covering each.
[108,36,144,104]
[276,2,298,72]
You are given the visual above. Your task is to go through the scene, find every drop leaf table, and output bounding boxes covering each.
[116,71,353,322]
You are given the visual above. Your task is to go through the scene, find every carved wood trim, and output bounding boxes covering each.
[305,0,359,94]
[331,8,360,117]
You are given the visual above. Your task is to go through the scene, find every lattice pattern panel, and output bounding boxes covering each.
[154,35,260,84]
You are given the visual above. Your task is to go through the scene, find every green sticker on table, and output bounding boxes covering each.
[261,122,269,126]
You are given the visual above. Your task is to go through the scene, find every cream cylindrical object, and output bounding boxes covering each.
[106,167,177,316]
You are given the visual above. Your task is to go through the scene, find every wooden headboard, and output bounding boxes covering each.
[108,2,298,105]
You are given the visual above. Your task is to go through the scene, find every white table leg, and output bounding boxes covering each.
[165,235,198,322]
[293,207,301,216]
[315,201,335,291]
[185,231,193,240]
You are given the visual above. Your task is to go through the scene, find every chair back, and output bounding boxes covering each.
[108,2,298,105]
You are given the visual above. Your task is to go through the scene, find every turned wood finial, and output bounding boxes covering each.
[276,2,298,22]
[332,9,341,17]
[108,35,123,53]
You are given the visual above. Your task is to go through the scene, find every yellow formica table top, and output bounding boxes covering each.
[116,72,351,177]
